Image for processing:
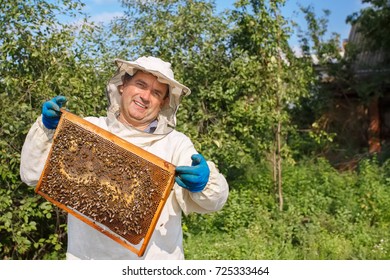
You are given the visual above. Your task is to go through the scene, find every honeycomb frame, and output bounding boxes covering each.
[35,109,176,257]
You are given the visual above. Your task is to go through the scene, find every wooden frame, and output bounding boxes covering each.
[35,109,176,257]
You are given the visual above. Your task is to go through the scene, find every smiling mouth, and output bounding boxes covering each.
[134,100,147,109]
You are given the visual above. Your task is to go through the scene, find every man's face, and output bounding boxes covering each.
[118,71,168,130]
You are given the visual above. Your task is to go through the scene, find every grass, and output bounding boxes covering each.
[183,157,390,260]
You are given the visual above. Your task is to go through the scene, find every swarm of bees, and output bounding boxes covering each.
[39,119,172,245]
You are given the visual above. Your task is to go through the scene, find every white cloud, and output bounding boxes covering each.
[91,0,119,4]
[89,11,124,24]
[292,45,303,57]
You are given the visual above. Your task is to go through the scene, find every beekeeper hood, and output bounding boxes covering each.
[106,56,191,134]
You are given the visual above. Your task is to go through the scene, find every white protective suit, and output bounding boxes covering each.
[20,57,229,260]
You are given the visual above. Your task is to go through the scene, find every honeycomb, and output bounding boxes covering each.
[36,110,175,256]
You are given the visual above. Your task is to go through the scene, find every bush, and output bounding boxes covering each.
[183,157,390,259]
[0,0,109,259]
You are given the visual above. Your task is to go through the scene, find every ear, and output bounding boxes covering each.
[118,85,124,95]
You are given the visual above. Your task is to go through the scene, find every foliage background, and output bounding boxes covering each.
[0,0,389,259]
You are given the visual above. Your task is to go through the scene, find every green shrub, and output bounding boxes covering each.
[183,157,390,260]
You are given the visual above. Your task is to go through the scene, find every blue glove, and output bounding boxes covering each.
[175,154,210,192]
[42,96,67,129]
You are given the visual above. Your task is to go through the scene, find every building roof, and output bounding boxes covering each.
[347,23,389,76]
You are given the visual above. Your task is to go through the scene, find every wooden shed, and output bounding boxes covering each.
[321,22,390,165]
[346,23,390,154]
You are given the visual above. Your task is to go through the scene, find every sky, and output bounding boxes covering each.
[79,0,368,46]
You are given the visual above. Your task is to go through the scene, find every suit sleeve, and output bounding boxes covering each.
[20,116,55,186]
[171,134,229,215]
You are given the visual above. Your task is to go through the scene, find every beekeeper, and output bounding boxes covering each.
[20,56,229,260]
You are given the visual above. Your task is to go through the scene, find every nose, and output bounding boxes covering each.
[139,89,151,103]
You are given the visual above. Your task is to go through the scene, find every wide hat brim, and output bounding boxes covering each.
[114,58,191,97]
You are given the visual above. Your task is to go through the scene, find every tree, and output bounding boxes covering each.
[111,0,240,173]
[293,1,390,163]
[227,0,313,209]
[111,0,313,210]
[0,0,109,259]
[346,0,390,156]
[347,0,390,59]
[287,3,374,166]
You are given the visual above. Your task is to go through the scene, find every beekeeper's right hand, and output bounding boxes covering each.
[42,96,67,129]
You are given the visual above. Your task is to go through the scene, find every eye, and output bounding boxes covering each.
[135,80,147,89]
[152,90,163,99]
